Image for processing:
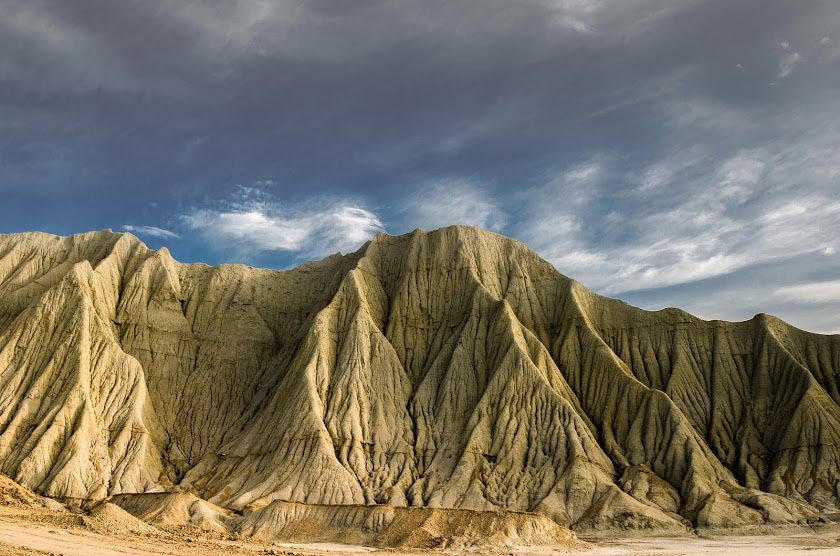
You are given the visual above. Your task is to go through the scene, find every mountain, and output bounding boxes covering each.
[0,227,837,532]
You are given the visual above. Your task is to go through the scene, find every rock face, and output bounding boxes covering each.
[0,227,837,531]
[236,501,581,548]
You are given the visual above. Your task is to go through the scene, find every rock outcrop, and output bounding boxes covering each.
[0,227,837,531]
[236,501,581,548]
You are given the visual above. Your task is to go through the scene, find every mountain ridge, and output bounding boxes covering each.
[0,226,837,532]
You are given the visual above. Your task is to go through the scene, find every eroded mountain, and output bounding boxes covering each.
[0,227,837,531]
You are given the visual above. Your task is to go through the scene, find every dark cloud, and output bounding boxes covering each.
[1,0,839,330]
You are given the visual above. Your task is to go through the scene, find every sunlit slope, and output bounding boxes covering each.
[0,226,836,530]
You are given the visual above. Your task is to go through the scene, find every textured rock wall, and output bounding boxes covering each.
[0,227,837,530]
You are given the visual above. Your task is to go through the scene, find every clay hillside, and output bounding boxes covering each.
[0,226,838,532]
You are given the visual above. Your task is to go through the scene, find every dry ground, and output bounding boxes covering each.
[1,507,839,556]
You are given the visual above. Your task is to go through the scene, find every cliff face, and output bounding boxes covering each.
[0,227,837,530]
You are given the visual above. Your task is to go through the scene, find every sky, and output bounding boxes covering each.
[2,1,840,333]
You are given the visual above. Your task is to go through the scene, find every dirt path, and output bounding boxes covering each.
[0,514,270,556]
[1,519,189,556]
[579,533,840,556]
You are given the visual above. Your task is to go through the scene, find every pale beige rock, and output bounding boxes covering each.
[237,501,582,549]
[0,226,838,533]
[82,501,162,536]
[0,473,42,507]
[109,492,236,533]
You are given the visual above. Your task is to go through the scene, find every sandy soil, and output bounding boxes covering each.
[581,533,840,556]
[1,508,838,556]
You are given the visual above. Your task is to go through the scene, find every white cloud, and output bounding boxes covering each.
[122,225,180,239]
[559,92,840,300]
[716,151,765,201]
[661,97,751,133]
[777,52,802,79]
[639,161,677,190]
[819,36,831,45]
[775,280,840,305]
[514,131,840,296]
[609,190,838,295]
[404,179,506,232]
[552,14,592,33]
[182,195,383,260]
[634,147,707,191]
[515,160,609,280]
[561,161,602,185]
[545,0,603,33]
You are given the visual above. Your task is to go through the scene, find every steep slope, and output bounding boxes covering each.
[0,227,837,531]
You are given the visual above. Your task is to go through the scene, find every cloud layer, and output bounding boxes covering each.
[2,1,839,331]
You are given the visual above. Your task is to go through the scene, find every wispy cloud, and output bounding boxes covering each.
[633,147,707,191]
[716,151,766,201]
[513,159,620,282]
[122,225,180,239]
[775,280,840,304]
[513,133,840,296]
[182,188,383,260]
[544,0,603,33]
[777,52,802,79]
[403,179,506,232]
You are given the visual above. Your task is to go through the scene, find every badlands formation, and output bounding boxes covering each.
[0,226,838,548]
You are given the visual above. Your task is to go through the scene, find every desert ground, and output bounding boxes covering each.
[1,505,839,556]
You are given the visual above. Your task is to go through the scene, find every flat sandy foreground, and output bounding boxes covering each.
[1,509,839,556]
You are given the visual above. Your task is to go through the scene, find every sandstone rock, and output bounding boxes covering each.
[0,472,44,507]
[83,501,162,536]
[109,492,236,533]
[237,501,582,549]
[0,226,837,532]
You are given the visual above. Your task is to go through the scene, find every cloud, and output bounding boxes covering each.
[544,0,603,33]
[777,52,802,79]
[634,147,707,191]
[404,179,506,232]
[514,160,608,280]
[618,248,840,334]
[660,97,752,134]
[121,225,180,239]
[3,0,840,332]
[510,130,840,331]
[552,14,592,33]
[531,74,840,302]
[775,280,840,304]
[182,193,383,260]
[513,131,840,296]
[716,151,765,201]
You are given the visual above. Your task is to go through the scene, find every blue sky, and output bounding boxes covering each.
[2,0,840,332]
